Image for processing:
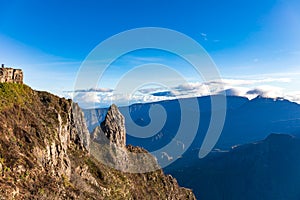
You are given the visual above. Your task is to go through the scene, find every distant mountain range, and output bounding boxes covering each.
[165,133,300,200]
[84,96,300,200]
[83,95,300,199]
[83,95,300,153]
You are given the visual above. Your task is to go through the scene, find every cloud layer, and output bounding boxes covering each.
[65,77,300,108]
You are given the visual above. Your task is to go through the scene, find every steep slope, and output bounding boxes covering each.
[166,134,300,200]
[0,83,195,199]
[90,104,195,199]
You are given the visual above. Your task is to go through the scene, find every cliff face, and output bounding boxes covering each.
[0,83,97,199]
[91,103,196,199]
[99,104,126,148]
[0,83,195,199]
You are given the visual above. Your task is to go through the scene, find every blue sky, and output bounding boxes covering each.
[1,0,300,107]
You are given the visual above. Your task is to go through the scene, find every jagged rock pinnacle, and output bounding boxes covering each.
[100,104,126,148]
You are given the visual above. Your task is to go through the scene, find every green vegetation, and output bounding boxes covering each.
[85,158,105,181]
[0,83,33,110]
[4,166,11,172]
[62,174,74,188]
[0,157,4,165]
[38,188,45,195]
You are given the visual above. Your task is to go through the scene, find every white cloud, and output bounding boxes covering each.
[174,82,202,91]
[220,87,249,97]
[71,88,113,93]
[73,92,102,105]
[200,32,208,41]
[138,87,164,94]
[246,85,284,98]
[285,91,300,104]
[65,77,300,108]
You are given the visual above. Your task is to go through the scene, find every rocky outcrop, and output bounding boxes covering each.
[90,104,196,199]
[70,103,90,151]
[0,83,196,199]
[91,104,159,173]
[100,104,126,148]
[0,84,100,199]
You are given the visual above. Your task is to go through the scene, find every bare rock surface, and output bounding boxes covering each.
[0,83,196,199]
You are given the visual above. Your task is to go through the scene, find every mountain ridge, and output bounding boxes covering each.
[166,133,300,199]
[84,95,300,153]
[0,83,195,199]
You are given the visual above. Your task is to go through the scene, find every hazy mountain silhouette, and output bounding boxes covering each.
[83,96,300,199]
[84,95,300,152]
[165,133,300,200]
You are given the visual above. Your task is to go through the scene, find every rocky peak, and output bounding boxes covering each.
[0,83,196,199]
[100,104,126,148]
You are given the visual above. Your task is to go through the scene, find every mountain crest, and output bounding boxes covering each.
[0,83,195,199]
[100,104,126,148]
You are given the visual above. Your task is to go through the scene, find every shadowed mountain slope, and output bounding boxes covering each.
[165,134,300,200]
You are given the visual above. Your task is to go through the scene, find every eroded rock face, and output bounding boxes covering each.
[0,84,196,199]
[32,102,91,180]
[90,105,196,199]
[0,86,99,199]
[100,104,126,148]
[70,103,90,152]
